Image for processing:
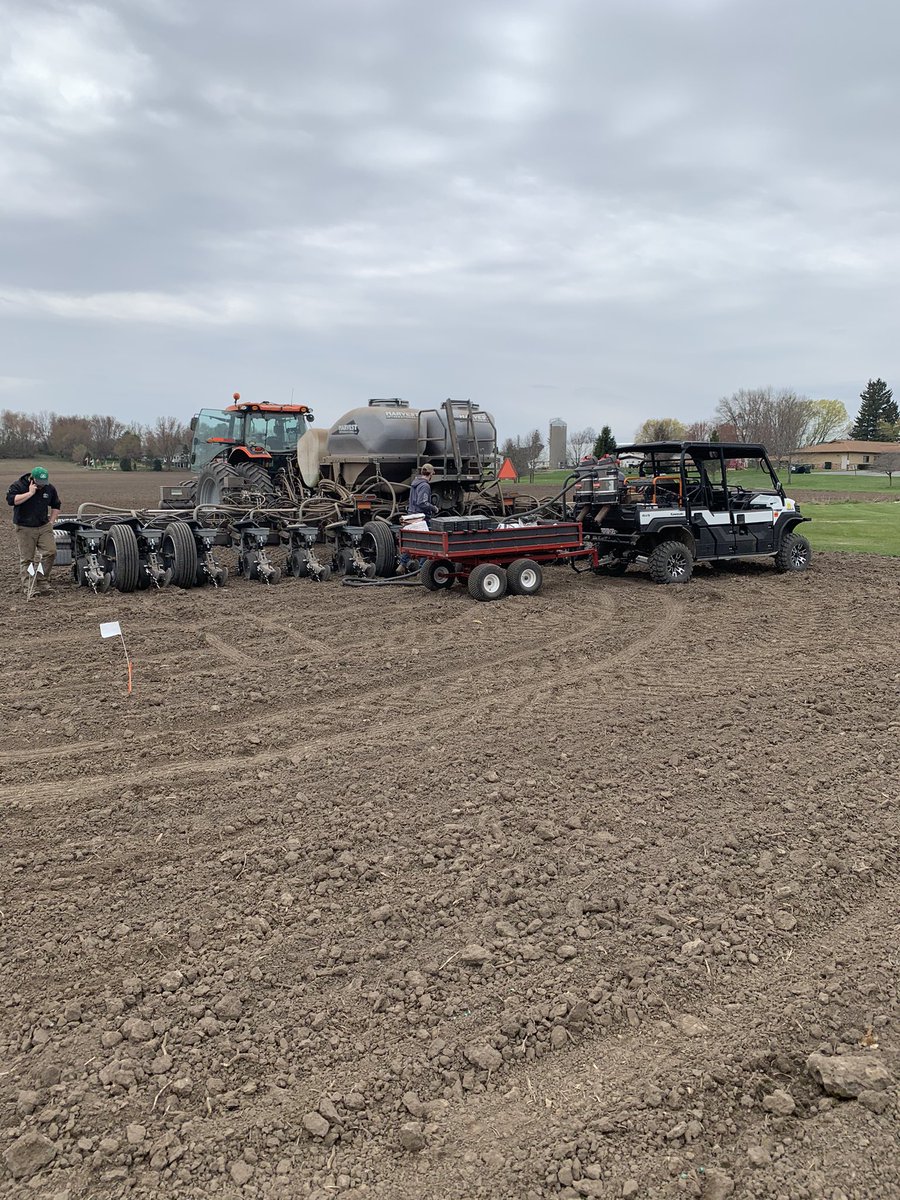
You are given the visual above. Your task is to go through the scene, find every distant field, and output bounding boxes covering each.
[803,500,900,556]
[532,467,897,493]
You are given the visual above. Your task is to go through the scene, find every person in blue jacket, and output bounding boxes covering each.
[398,464,437,574]
[408,463,437,518]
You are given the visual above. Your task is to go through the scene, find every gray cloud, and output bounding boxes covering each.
[1,0,898,438]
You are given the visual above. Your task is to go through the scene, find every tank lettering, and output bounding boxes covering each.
[383,411,417,419]
[335,422,360,435]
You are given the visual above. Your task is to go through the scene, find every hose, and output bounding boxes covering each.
[342,574,422,588]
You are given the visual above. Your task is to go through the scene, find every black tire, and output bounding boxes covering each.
[316,564,332,582]
[104,524,140,593]
[506,558,543,596]
[648,540,694,585]
[775,531,812,573]
[161,521,196,588]
[196,461,276,506]
[467,562,507,602]
[71,561,83,586]
[265,565,282,585]
[421,559,455,590]
[361,520,397,577]
[287,552,309,578]
[235,462,277,499]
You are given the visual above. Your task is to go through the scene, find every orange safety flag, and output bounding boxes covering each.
[498,457,518,481]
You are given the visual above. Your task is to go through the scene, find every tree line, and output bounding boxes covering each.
[634,380,897,461]
[0,410,191,466]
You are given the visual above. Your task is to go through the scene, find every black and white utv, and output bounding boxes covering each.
[570,442,812,584]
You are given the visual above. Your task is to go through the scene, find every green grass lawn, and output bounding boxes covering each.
[531,467,897,492]
[802,501,900,556]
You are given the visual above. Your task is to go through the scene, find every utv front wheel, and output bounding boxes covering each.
[775,532,812,573]
[648,540,694,584]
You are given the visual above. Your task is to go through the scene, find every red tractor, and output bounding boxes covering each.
[183,393,314,507]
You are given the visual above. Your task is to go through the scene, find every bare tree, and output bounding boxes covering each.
[685,418,716,441]
[716,387,814,461]
[877,450,900,485]
[567,426,596,463]
[146,415,190,465]
[88,414,125,459]
[524,428,544,482]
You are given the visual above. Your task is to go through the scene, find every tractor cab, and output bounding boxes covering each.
[189,394,313,473]
[176,393,316,508]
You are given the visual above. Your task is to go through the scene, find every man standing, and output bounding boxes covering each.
[6,466,61,596]
[408,462,438,518]
[398,463,438,575]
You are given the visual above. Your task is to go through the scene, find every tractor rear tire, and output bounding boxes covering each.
[648,540,694,585]
[196,461,277,507]
[467,562,507,602]
[161,521,196,588]
[421,559,455,590]
[105,524,140,593]
[236,462,277,500]
[775,532,812,573]
[361,519,397,577]
[506,558,543,596]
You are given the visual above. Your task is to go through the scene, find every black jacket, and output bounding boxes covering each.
[6,475,61,527]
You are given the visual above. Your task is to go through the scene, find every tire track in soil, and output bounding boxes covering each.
[414,882,900,1199]
[201,630,256,668]
[0,591,682,814]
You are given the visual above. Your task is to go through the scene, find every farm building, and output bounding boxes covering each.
[791,439,899,470]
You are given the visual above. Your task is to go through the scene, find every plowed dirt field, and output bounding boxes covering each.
[1,463,898,1200]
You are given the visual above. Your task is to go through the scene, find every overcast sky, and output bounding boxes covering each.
[1,0,898,441]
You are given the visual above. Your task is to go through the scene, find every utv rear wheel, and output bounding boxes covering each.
[104,524,140,593]
[467,562,507,602]
[775,531,812,573]
[648,540,693,585]
[161,521,196,588]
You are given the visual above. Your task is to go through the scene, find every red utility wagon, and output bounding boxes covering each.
[399,519,597,601]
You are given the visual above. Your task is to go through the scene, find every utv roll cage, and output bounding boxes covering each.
[615,441,786,513]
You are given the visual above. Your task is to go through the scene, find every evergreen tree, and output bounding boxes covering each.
[851,379,896,440]
[593,425,617,456]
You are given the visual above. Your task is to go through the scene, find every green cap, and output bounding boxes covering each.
[32,466,49,481]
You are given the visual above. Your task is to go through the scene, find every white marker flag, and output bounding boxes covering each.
[100,621,122,639]
[27,562,45,576]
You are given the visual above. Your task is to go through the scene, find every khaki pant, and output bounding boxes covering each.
[16,523,56,590]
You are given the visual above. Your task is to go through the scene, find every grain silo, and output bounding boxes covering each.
[548,418,567,469]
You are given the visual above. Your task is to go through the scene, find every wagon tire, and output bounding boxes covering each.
[506,558,543,596]
[421,559,455,590]
[467,562,507,602]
